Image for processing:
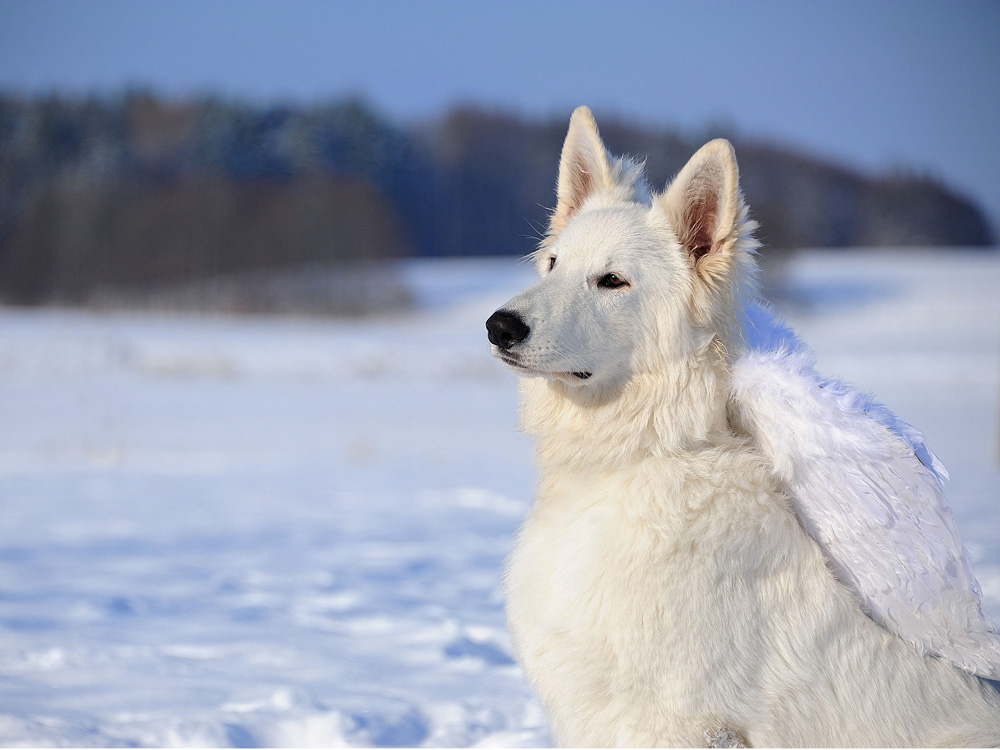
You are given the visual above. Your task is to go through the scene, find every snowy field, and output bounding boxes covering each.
[0,248,998,747]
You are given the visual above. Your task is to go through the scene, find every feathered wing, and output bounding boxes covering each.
[730,303,1000,680]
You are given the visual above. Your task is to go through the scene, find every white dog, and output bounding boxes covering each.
[487,106,1000,746]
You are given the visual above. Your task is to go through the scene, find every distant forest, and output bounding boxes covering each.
[0,92,994,307]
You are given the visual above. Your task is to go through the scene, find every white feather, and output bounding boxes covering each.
[731,302,1000,680]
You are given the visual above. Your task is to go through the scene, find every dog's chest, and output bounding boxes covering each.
[505,473,744,692]
[502,464,815,746]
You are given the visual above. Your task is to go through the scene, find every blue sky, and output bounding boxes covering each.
[1,0,998,232]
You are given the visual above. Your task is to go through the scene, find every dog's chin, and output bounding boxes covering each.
[493,349,593,385]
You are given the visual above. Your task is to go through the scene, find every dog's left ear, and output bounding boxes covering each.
[659,139,746,283]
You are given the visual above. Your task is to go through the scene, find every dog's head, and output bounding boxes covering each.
[486,107,757,393]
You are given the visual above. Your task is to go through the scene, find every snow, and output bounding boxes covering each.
[0,249,998,747]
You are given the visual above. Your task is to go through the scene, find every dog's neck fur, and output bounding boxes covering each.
[519,342,735,476]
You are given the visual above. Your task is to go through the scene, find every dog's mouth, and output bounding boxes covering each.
[497,351,592,382]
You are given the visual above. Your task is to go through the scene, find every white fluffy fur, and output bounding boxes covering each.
[731,341,1000,682]
[490,107,1000,746]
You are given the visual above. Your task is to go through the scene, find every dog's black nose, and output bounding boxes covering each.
[486,309,530,350]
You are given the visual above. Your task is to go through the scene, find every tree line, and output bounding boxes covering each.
[0,92,993,306]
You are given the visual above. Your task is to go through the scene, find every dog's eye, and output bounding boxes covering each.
[547,256,556,272]
[598,273,628,289]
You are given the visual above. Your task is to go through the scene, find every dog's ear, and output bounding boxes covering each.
[659,139,747,284]
[548,106,643,242]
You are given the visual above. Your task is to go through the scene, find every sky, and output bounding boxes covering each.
[1,0,998,233]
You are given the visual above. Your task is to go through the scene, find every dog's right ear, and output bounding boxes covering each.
[547,106,643,244]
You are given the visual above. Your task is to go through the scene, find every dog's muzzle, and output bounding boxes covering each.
[486,309,530,350]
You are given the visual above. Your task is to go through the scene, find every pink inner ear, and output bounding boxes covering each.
[564,159,595,219]
[684,190,718,261]
[691,245,711,262]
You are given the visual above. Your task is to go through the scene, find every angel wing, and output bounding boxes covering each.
[730,302,1000,680]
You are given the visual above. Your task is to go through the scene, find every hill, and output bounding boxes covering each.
[0,94,993,308]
